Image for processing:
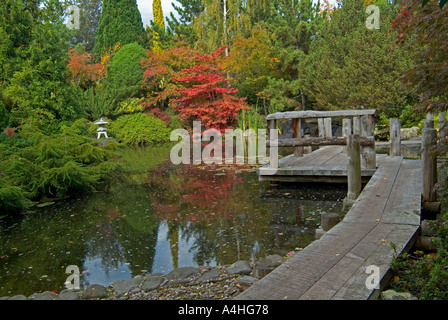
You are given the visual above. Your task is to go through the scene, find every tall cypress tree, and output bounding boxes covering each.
[153,0,165,29]
[93,0,145,55]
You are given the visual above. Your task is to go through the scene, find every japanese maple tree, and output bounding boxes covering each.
[67,49,102,88]
[171,46,250,131]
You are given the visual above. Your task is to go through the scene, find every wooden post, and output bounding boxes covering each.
[321,213,341,231]
[347,134,362,200]
[303,134,312,154]
[422,127,437,203]
[390,118,401,156]
[353,117,361,135]
[342,118,352,153]
[439,112,446,141]
[324,118,332,137]
[293,118,303,157]
[318,118,325,138]
[425,112,434,129]
[361,115,376,169]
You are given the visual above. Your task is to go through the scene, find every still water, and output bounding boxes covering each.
[0,144,346,296]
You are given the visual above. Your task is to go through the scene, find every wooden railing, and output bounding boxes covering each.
[266,109,377,169]
[266,109,377,201]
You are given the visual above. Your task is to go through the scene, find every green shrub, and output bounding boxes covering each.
[390,217,448,300]
[0,118,120,214]
[0,178,33,214]
[103,42,147,112]
[108,113,171,146]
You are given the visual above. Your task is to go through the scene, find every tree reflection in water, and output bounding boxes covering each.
[0,145,345,296]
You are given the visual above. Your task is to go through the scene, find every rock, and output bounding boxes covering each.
[421,219,439,237]
[141,274,165,291]
[381,289,417,300]
[237,276,258,292]
[415,236,437,253]
[111,276,142,296]
[400,127,420,140]
[58,289,81,300]
[226,261,252,275]
[8,295,27,300]
[254,254,285,278]
[197,267,226,282]
[0,297,10,300]
[166,267,200,285]
[97,137,117,146]
[265,255,283,267]
[315,227,326,240]
[29,291,60,300]
[81,284,108,300]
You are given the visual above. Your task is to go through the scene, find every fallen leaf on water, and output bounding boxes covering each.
[381,239,387,242]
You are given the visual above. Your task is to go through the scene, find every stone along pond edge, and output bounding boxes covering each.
[0,254,290,300]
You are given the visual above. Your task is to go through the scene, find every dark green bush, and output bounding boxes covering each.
[0,118,120,214]
[108,113,171,146]
[103,42,147,113]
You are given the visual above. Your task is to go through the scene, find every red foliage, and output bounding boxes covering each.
[390,5,413,42]
[171,46,250,131]
[143,106,171,126]
[67,49,102,87]
[141,42,197,110]
[3,128,15,138]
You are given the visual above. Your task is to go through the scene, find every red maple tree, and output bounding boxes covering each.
[67,49,102,87]
[171,46,250,131]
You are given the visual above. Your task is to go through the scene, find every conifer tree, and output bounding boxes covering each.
[153,0,165,29]
[151,0,165,53]
[93,0,145,55]
[166,0,204,43]
[303,0,413,117]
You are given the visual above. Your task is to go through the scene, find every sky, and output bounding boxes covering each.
[137,0,179,27]
[137,0,338,28]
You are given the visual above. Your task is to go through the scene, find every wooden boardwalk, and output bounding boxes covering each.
[235,156,422,300]
[259,145,387,183]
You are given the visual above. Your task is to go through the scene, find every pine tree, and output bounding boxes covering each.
[303,0,413,117]
[70,0,103,52]
[93,0,145,55]
[166,0,204,43]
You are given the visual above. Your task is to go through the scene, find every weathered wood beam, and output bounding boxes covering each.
[390,118,401,157]
[267,136,375,147]
[266,109,377,120]
[293,118,303,157]
[347,134,362,200]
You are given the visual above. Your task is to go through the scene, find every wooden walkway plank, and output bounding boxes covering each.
[343,156,403,223]
[381,159,421,226]
[236,157,422,300]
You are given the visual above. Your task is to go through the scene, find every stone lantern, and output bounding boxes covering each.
[94,118,109,140]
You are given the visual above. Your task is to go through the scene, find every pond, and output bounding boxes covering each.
[0,144,347,297]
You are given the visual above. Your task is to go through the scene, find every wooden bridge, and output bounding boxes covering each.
[235,110,444,300]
